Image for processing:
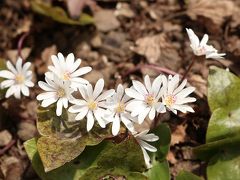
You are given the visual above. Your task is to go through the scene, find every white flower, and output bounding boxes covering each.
[104,84,136,136]
[125,75,165,124]
[45,52,92,89]
[68,79,115,132]
[161,74,196,114]
[0,57,34,99]
[134,130,159,169]
[37,76,74,116]
[186,28,225,59]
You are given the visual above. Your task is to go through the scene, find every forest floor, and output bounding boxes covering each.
[0,0,240,179]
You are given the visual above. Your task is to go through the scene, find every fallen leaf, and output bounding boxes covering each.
[94,10,120,32]
[187,0,234,27]
[171,124,187,146]
[17,122,37,141]
[115,2,135,18]
[0,130,12,147]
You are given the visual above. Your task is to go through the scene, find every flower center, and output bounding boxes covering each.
[57,88,66,98]
[145,94,155,106]
[195,47,206,56]
[63,72,71,80]
[15,74,25,84]
[164,95,176,107]
[88,100,97,110]
[116,102,125,113]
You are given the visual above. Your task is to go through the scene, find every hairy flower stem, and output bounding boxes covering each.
[17,32,30,61]
[181,56,197,82]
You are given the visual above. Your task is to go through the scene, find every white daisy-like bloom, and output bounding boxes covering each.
[68,79,115,132]
[186,28,225,59]
[125,75,165,124]
[37,76,74,116]
[134,130,159,169]
[45,52,92,89]
[0,57,34,99]
[161,74,196,114]
[104,84,136,136]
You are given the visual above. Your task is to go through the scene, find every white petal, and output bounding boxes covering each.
[14,86,21,99]
[57,52,66,69]
[141,147,152,169]
[51,55,61,71]
[79,86,88,100]
[148,107,156,120]
[16,58,23,72]
[125,88,145,100]
[37,92,56,100]
[168,74,179,94]
[186,28,200,49]
[140,133,159,142]
[87,111,95,131]
[56,99,63,116]
[0,70,15,79]
[94,108,106,128]
[62,98,68,108]
[93,78,104,99]
[21,85,29,96]
[38,81,55,91]
[132,80,148,95]
[25,80,34,87]
[116,84,124,101]
[120,114,135,132]
[144,75,152,94]
[86,84,93,99]
[71,58,81,72]
[1,80,14,88]
[176,87,195,98]
[22,62,31,73]
[71,67,92,77]
[173,79,187,95]
[66,53,75,70]
[96,89,115,101]
[139,139,157,152]
[6,61,17,74]
[5,86,15,98]
[112,114,120,136]
[125,100,145,112]
[152,75,162,97]
[175,97,196,104]
[41,97,58,107]
[138,107,150,124]
[200,34,209,47]
[75,107,88,120]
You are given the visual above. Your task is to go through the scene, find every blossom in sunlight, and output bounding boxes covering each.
[134,130,159,169]
[0,57,34,99]
[45,52,92,89]
[104,84,136,136]
[125,75,165,124]
[186,28,225,59]
[37,76,74,116]
[68,79,115,132]
[161,74,196,114]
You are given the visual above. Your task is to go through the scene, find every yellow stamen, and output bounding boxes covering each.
[57,88,66,98]
[116,102,125,113]
[15,74,25,84]
[63,72,71,80]
[88,100,97,110]
[164,95,176,107]
[145,94,155,106]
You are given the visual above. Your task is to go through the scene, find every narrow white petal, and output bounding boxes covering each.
[14,86,21,99]
[173,79,187,95]
[93,78,104,99]
[5,86,15,98]
[71,67,92,77]
[25,80,34,87]
[96,89,115,101]
[139,139,157,152]
[152,75,162,97]
[175,97,196,104]
[37,92,56,100]
[144,75,152,94]
[41,97,58,107]
[71,58,81,72]
[168,74,179,94]
[186,28,200,49]
[75,107,88,120]
[120,114,135,132]
[112,114,120,136]
[62,98,68,108]
[116,84,124,101]
[0,70,15,79]
[21,85,30,96]
[66,53,75,70]
[200,34,209,47]
[148,107,156,120]
[125,88,145,100]
[132,80,148,95]
[6,61,17,74]
[176,87,195,98]
[56,99,63,116]
[87,84,93,99]
[1,80,14,88]
[141,147,152,169]
[38,81,55,91]
[87,111,95,131]
[16,58,23,72]
[22,62,31,73]
[94,108,106,128]
[140,133,159,142]
[125,100,145,112]
[138,107,150,124]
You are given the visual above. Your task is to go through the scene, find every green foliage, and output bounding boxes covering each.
[145,123,171,180]
[30,0,94,25]
[176,171,202,180]
[194,66,240,180]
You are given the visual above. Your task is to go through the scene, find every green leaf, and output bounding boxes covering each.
[176,171,202,180]
[24,138,88,180]
[207,149,240,180]
[145,123,171,180]
[30,0,94,25]
[208,66,240,112]
[36,107,112,172]
[207,66,240,143]
[145,160,170,180]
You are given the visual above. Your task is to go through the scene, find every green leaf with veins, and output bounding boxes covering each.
[36,107,112,172]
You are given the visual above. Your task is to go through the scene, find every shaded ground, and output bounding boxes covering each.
[0,0,240,179]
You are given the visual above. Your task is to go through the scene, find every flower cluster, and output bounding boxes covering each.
[0,27,221,168]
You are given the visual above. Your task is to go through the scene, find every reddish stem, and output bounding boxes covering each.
[0,139,16,156]
[181,56,197,82]
[17,32,30,61]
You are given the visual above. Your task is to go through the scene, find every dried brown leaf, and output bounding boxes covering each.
[0,130,12,147]
[171,124,187,146]
[187,0,234,26]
